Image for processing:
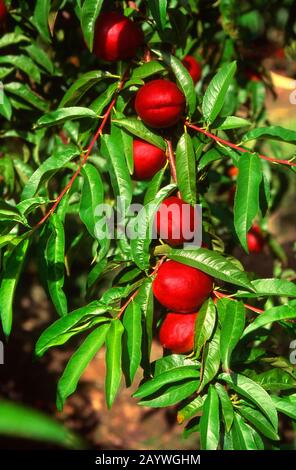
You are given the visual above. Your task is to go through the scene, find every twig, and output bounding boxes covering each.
[186,121,296,167]
[35,75,128,228]
[213,290,264,314]
[166,139,181,198]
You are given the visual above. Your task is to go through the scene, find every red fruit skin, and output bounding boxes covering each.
[182,55,202,83]
[159,312,197,354]
[135,79,185,128]
[247,225,264,253]
[245,69,261,82]
[93,11,143,61]
[153,260,213,313]
[155,196,197,246]
[0,0,7,21]
[133,139,166,180]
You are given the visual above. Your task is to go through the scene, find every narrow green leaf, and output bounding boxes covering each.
[176,133,196,205]
[113,118,166,151]
[0,238,29,336]
[130,61,166,80]
[5,82,48,112]
[105,319,124,409]
[238,405,279,441]
[148,0,167,30]
[80,163,104,238]
[123,301,142,386]
[242,302,296,337]
[80,0,104,51]
[202,61,237,123]
[133,366,199,399]
[242,126,296,144]
[57,323,110,410]
[215,383,234,432]
[219,372,278,429]
[33,0,51,43]
[271,395,296,420]
[168,247,254,291]
[60,70,114,107]
[177,396,204,424]
[234,152,262,252]
[21,145,79,200]
[220,299,245,371]
[194,298,216,358]
[138,380,198,408]
[200,385,220,450]
[232,412,260,450]
[199,327,221,391]
[45,214,67,317]
[36,107,98,129]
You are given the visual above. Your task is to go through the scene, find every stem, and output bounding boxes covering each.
[186,121,296,167]
[213,290,264,314]
[166,139,181,198]
[35,75,127,228]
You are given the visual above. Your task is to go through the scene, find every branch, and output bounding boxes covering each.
[213,290,264,314]
[35,76,127,228]
[186,121,296,167]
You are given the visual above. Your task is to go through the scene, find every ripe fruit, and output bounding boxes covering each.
[182,55,202,83]
[247,225,264,253]
[153,260,213,313]
[133,139,166,180]
[0,0,7,21]
[159,312,197,354]
[135,79,185,128]
[155,196,197,246]
[93,11,143,61]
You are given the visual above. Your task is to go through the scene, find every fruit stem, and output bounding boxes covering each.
[166,139,181,197]
[35,73,129,228]
[185,121,296,167]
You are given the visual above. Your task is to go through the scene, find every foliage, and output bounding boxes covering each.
[0,0,296,450]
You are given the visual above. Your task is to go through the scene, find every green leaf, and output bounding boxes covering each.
[214,116,251,130]
[45,214,67,317]
[33,0,51,42]
[200,385,220,450]
[242,126,296,144]
[0,32,30,49]
[0,201,27,226]
[35,302,108,356]
[0,400,84,449]
[234,152,262,252]
[80,163,104,238]
[5,82,48,112]
[17,197,49,217]
[130,61,166,80]
[130,184,176,270]
[177,396,204,424]
[0,55,41,83]
[202,61,237,124]
[148,0,167,30]
[271,395,296,420]
[215,383,234,432]
[220,299,245,371]
[113,118,166,151]
[138,380,198,408]
[101,126,133,210]
[176,133,196,205]
[36,107,98,129]
[89,82,118,114]
[194,298,216,358]
[21,145,79,200]
[232,412,260,450]
[153,354,198,376]
[254,369,296,391]
[60,70,114,107]
[122,301,142,386]
[242,303,296,337]
[0,91,12,120]
[219,372,278,429]
[250,278,296,298]
[0,238,30,336]
[80,0,104,51]
[24,43,54,74]
[57,323,110,410]
[158,51,196,115]
[105,319,124,409]
[144,166,166,205]
[134,279,154,363]
[198,148,222,172]
[133,366,199,399]
[199,327,221,391]
[238,405,279,441]
[168,247,254,291]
